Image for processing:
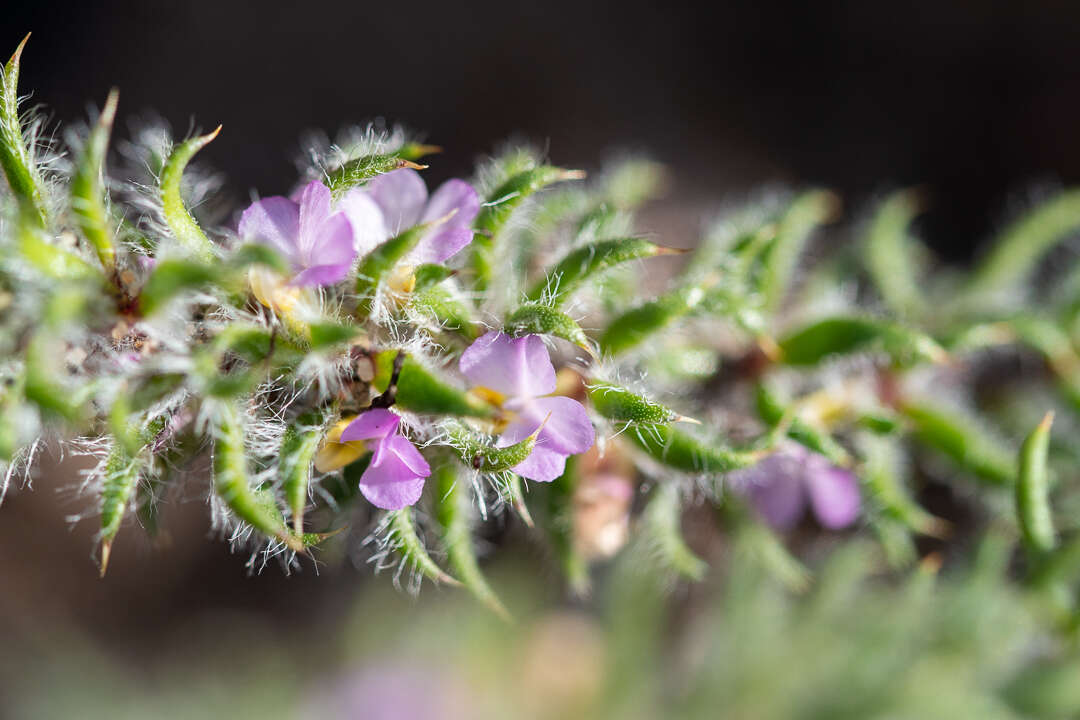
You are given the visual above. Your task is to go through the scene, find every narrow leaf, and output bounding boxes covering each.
[159,127,220,260]
[0,34,47,227]
[434,462,511,619]
[71,89,120,270]
[525,237,681,306]
[1016,412,1055,554]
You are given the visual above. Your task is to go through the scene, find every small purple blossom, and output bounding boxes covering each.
[340,408,431,510]
[299,662,471,720]
[340,168,480,264]
[733,443,860,530]
[239,180,358,286]
[460,331,595,482]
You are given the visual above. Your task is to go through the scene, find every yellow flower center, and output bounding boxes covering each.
[314,416,369,473]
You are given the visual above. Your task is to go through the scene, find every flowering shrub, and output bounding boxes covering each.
[4,34,1080,626]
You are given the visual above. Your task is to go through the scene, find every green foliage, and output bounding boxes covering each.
[159,127,221,260]
[6,36,1080,640]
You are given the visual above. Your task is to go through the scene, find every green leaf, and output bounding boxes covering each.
[138,259,217,315]
[599,285,708,357]
[408,286,476,337]
[323,153,425,197]
[412,263,455,290]
[307,321,361,351]
[71,89,119,270]
[434,461,511,619]
[901,402,1016,487]
[777,315,946,367]
[863,190,927,319]
[754,383,851,467]
[98,442,145,576]
[470,165,585,290]
[372,351,494,418]
[525,237,680,306]
[18,222,102,282]
[212,403,301,551]
[505,303,591,351]
[1015,412,1055,555]
[966,189,1080,300]
[446,419,541,473]
[159,127,220,260]
[0,34,47,228]
[858,432,944,538]
[279,417,324,535]
[23,336,88,422]
[384,507,461,586]
[627,423,759,475]
[640,483,706,581]
[354,224,427,317]
[758,190,838,315]
[588,382,679,425]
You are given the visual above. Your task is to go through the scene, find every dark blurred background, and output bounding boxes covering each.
[7,0,1080,259]
[2,0,1080,704]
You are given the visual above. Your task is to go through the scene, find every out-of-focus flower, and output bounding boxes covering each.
[460,332,595,482]
[340,408,430,509]
[299,662,472,720]
[571,444,636,560]
[342,168,479,264]
[239,180,358,287]
[573,473,634,559]
[733,443,860,530]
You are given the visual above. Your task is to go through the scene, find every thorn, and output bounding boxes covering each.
[9,32,30,68]
[398,159,428,171]
[918,551,943,575]
[817,189,843,223]
[1038,410,1055,433]
[528,412,554,441]
[673,414,701,425]
[99,540,112,578]
[652,244,691,256]
[99,88,120,130]
[559,169,587,181]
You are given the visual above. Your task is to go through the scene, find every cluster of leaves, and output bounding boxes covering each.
[3,34,1080,633]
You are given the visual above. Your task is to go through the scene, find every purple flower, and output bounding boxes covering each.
[239,180,358,286]
[459,332,595,482]
[733,444,860,530]
[299,662,471,720]
[340,168,480,264]
[340,408,431,510]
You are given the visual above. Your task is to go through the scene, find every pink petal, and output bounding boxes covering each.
[409,227,474,265]
[359,476,426,510]
[499,396,594,456]
[383,434,432,477]
[459,332,556,399]
[291,263,351,287]
[340,409,400,442]
[740,453,808,531]
[296,181,333,257]
[509,444,567,483]
[364,169,427,236]
[298,211,356,278]
[805,464,861,529]
[238,196,300,262]
[420,179,480,228]
[338,189,389,256]
[358,434,431,510]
